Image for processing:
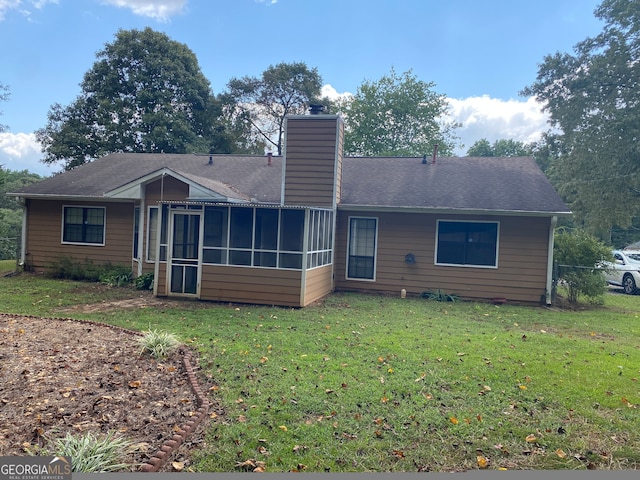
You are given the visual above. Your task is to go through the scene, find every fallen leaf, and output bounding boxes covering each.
[392,450,405,459]
[477,455,488,469]
[172,461,184,471]
[525,434,537,443]
[556,448,567,458]
[278,425,288,431]
[450,417,459,425]
[128,380,141,388]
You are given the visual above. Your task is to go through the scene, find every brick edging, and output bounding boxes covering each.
[0,313,211,473]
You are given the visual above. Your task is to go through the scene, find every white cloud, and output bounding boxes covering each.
[255,0,277,5]
[0,132,56,176]
[321,84,352,102]
[101,0,186,22]
[0,0,57,20]
[447,96,550,155]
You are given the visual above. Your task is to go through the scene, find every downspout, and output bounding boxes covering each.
[19,198,27,268]
[545,216,558,305]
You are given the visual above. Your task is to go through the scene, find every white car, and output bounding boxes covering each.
[603,250,640,295]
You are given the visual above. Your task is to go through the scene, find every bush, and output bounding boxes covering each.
[134,272,154,290]
[48,257,132,286]
[420,289,460,302]
[48,431,133,472]
[138,329,180,358]
[554,228,612,304]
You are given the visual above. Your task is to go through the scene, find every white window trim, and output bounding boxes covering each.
[61,205,106,247]
[434,219,500,269]
[345,216,378,282]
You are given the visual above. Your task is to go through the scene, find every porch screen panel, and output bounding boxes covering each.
[203,206,228,264]
[229,208,252,266]
[347,217,377,280]
[279,209,304,269]
[254,208,279,267]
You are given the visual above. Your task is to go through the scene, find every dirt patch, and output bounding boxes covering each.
[0,314,220,472]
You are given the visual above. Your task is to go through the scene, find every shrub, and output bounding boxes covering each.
[48,431,133,472]
[420,289,460,302]
[48,257,131,286]
[138,329,180,358]
[134,272,154,290]
[554,228,612,304]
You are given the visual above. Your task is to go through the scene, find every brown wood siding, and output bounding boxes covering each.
[334,211,551,304]
[199,266,303,307]
[155,263,167,296]
[334,123,344,204]
[140,177,190,273]
[284,117,341,207]
[145,176,189,205]
[303,265,334,306]
[24,199,134,273]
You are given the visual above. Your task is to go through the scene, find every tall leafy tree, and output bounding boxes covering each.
[226,62,324,155]
[342,68,459,157]
[522,0,640,238]
[0,82,8,133]
[466,138,532,157]
[36,28,243,170]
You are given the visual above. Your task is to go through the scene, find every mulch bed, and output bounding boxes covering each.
[0,313,220,472]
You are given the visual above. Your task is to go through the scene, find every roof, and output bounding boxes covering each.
[9,153,571,216]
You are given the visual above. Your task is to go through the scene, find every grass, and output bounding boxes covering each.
[0,259,18,272]
[1,273,639,472]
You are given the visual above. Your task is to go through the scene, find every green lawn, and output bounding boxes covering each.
[1,273,639,472]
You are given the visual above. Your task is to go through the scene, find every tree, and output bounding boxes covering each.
[36,28,244,170]
[0,82,9,133]
[226,62,324,155]
[522,0,640,238]
[341,68,459,157]
[553,228,612,304]
[0,169,42,260]
[466,138,532,157]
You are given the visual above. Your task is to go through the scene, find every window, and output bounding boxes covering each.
[347,217,377,280]
[436,220,498,267]
[146,207,158,262]
[62,206,105,245]
[133,207,140,259]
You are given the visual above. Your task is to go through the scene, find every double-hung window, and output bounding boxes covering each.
[346,217,377,280]
[62,206,105,245]
[436,220,498,267]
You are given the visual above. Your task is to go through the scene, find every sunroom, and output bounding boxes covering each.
[152,202,335,307]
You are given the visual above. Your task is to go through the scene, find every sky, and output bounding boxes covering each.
[0,0,606,176]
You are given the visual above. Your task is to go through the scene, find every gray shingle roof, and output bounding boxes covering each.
[10,153,570,215]
[341,156,571,214]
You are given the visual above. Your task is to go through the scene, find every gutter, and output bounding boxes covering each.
[337,204,572,218]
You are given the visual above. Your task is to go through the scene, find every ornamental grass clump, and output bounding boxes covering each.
[50,431,133,472]
[137,329,180,358]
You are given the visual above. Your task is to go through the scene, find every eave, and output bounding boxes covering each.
[337,204,573,218]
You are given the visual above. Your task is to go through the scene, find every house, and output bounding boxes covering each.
[8,114,571,307]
